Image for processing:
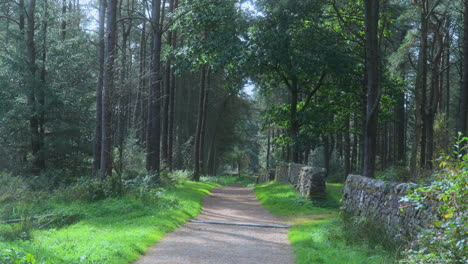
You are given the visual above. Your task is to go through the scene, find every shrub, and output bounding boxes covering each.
[160,170,191,185]
[399,134,468,264]
[375,166,410,182]
[0,172,29,203]
[53,177,112,202]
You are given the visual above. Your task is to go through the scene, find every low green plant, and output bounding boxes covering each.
[0,248,38,264]
[399,134,468,264]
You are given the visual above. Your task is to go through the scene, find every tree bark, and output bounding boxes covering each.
[61,0,67,41]
[458,0,468,136]
[290,78,299,163]
[425,21,444,169]
[146,0,162,174]
[410,0,428,174]
[344,114,351,179]
[194,65,207,181]
[100,0,118,180]
[362,0,380,178]
[93,0,106,177]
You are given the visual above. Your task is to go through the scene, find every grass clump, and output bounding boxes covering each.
[0,181,216,264]
[254,181,397,264]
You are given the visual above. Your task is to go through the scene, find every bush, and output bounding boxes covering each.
[0,172,30,203]
[53,177,112,202]
[375,166,410,182]
[160,170,191,185]
[399,134,468,263]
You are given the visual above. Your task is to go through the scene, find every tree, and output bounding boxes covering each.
[100,0,118,179]
[362,0,381,178]
[93,0,106,177]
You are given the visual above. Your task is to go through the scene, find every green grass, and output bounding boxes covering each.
[0,181,216,264]
[254,181,397,264]
[200,175,255,187]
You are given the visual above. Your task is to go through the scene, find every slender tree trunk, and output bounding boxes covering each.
[100,0,118,180]
[426,23,444,169]
[362,0,380,178]
[194,65,207,181]
[459,0,468,136]
[61,0,67,41]
[266,127,271,169]
[93,0,106,177]
[36,0,48,171]
[290,78,299,163]
[26,0,45,172]
[410,0,428,174]
[199,67,210,175]
[146,0,162,174]
[395,77,406,165]
[168,0,178,170]
[445,21,450,138]
[344,114,351,179]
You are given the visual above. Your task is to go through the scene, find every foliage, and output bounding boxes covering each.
[375,166,411,182]
[399,134,468,263]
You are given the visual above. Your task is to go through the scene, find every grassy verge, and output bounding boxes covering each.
[0,181,216,264]
[254,181,397,264]
[200,175,255,187]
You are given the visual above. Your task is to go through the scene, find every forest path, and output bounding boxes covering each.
[133,184,294,264]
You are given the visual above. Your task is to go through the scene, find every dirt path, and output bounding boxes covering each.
[134,184,294,264]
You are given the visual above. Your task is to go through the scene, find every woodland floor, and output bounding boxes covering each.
[134,184,294,264]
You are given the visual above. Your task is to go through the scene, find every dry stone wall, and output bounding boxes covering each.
[342,174,439,241]
[274,163,327,199]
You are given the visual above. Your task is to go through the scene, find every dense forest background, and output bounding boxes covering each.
[0,0,467,184]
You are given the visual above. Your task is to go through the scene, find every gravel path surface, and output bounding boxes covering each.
[134,184,294,264]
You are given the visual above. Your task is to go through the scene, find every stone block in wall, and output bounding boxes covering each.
[287,163,303,188]
[258,169,276,183]
[298,167,327,199]
[275,163,288,183]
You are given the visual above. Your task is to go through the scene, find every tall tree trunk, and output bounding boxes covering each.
[168,0,178,171]
[93,0,105,177]
[100,0,117,180]
[38,0,48,171]
[266,127,271,169]
[290,78,299,163]
[395,90,405,165]
[61,0,67,41]
[344,114,351,179]
[199,67,210,175]
[26,0,45,172]
[146,0,162,174]
[410,0,428,175]
[194,65,207,181]
[362,0,380,178]
[459,0,468,136]
[425,22,444,169]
